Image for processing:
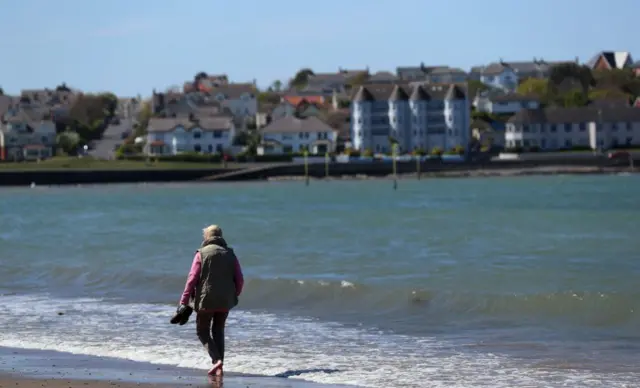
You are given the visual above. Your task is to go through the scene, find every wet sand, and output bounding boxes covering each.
[0,347,351,388]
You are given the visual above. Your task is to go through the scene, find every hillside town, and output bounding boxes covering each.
[2,50,640,162]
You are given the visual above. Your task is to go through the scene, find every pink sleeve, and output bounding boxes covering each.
[179,252,202,305]
[234,257,244,296]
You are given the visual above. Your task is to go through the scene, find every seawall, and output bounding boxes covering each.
[0,168,237,187]
[203,155,631,181]
[0,155,635,187]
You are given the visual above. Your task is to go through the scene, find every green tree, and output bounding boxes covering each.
[593,69,640,97]
[549,63,595,93]
[55,82,71,92]
[233,130,261,155]
[0,87,4,95]
[136,100,152,136]
[561,89,589,107]
[346,71,369,88]
[588,88,631,102]
[467,80,489,98]
[271,80,283,92]
[258,92,281,105]
[56,131,80,155]
[289,68,314,89]
[517,78,550,100]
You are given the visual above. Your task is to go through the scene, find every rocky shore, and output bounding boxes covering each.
[266,165,635,181]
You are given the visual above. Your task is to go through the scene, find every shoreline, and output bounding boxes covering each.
[265,165,635,181]
[0,346,352,388]
[0,164,635,187]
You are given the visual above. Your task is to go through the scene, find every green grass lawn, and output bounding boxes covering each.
[0,157,235,171]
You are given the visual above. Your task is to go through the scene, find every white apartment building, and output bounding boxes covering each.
[505,107,640,150]
[145,117,235,155]
[350,83,470,154]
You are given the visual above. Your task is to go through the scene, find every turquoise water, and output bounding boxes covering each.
[1,175,639,387]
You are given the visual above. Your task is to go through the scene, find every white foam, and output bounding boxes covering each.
[0,295,637,388]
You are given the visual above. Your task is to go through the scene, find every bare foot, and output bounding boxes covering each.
[215,364,224,377]
[208,360,223,375]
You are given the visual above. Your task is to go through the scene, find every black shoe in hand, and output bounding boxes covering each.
[170,304,193,325]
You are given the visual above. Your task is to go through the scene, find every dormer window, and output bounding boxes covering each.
[193,131,201,139]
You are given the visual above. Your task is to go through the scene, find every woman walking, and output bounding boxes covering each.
[178,224,244,376]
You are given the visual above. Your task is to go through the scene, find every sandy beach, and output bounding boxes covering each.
[0,347,351,388]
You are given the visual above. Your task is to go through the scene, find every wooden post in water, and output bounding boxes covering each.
[416,155,421,180]
[392,143,398,190]
[629,153,635,172]
[325,152,330,179]
[304,150,310,186]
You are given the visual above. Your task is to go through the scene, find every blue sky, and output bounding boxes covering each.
[1,0,638,97]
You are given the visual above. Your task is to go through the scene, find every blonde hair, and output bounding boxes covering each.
[203,224,223,240]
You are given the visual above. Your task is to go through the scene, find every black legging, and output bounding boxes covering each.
[196,311,229,363]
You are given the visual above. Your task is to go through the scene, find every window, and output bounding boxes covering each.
[208,144,213,153]
[550,124,556,132]
[41,136,48,143]
[213,131,222,138]
[626,137,633,145]
[194,144,201,152]
[299,132,304,139]
[283,145,293,153]
[564,123,571,133]
[612,123,618,132]
[579,122,586,131]
[216,144,223,154]
[627,122,633,131]
[193,131,201,139]
[565,139,572,148]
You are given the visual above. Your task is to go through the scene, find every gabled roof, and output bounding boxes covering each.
[261,116,334,134]
[210,83,256,99]
[471,59,574,76]
[147,116,233,132]
[508,106,640,124]
[352,83,467,102]
[586,51,633,70]
[283,95,325,106]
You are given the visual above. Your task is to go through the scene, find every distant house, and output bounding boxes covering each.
[300,68,369,95]
[0,112,56,161]
[145,116,235,156]
[505,106,640,151]
[474,92,540,115]
[396,65,467,83]
[258,116,338,155]
[208,83,258,118]
[256,99,325,128]
[586,51,634,70]
[184,74,229,93]
[470,58,575,91]
[365,71,398,84]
